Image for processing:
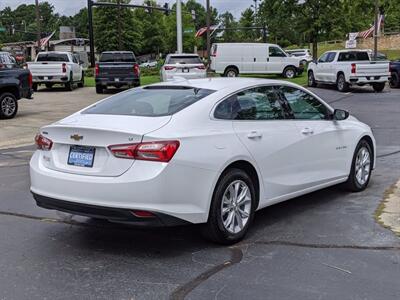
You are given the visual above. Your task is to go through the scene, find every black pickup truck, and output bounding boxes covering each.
[389,59,400,88]
[0,52,33,119]
[95,51,140,94]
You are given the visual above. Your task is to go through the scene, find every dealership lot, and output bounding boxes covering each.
[1,85,400,299]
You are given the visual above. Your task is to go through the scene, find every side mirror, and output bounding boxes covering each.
[333,109,349,121]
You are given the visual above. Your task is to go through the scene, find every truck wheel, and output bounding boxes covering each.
[336,73,349,92]
[77,73,84,88]
[45,83,53,89]
[65,73,74,91]
[95,84,103,94]
[32,83,38,92]
[283,66,296,79]
[308,71,317,87]
[372,82,385,92]
[0,93,18,119]
[389,73,399,88]
[224,67,238,77]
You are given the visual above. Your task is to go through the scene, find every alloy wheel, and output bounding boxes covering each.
[1,96,16,117]
[221,180,252,234]
[355,146,371,186]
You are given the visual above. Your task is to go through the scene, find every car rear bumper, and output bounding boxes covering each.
[33,75,69,83]
[33,193,189,227]
[96,77,140,87]
[349,75,390,84]
[30,151,217,225]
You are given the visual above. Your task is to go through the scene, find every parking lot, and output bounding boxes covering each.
[1,85,400,299]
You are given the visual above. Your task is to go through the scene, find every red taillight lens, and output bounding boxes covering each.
[28,71,33,88]
[108,141,180,162]
[196,65,206,70]
[35,134,53,151]
[131,210,155,218]
[95,63,99,76]
[133,64,140,76]
[164,66,176,71]
[62,63,67,73]
[351,63,356,74]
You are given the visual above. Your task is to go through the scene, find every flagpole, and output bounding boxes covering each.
[373,0,379,60]
[35,0,41,57]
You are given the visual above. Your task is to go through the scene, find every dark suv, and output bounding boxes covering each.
[0,52,33,119]
[95,51,140,94]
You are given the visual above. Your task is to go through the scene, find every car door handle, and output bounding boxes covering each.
[254,58,256,62]
[247,131,263,139]
[301,127,314,135]
[267,58,270,62]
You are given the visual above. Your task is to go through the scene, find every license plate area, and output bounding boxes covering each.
[182,68,189,73]
[67,145,96,168]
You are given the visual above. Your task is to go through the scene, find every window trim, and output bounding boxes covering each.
[211,84,293,121]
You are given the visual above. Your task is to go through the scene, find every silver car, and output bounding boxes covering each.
[160,53,206,82]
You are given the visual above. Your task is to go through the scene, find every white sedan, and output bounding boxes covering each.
[30,78,375,244]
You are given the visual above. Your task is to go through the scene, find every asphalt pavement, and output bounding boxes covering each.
[0,85,399,300]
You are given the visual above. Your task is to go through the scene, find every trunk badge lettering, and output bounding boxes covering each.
[70,134,83,141]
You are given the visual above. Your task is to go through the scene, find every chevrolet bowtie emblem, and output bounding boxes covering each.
[70,134,83,141]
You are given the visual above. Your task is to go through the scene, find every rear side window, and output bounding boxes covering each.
[214,86,286,120]
[83,86,215,117]
[37,53,69,62]
[100,52,136,63]
[338,52,370,61]
[166,56,202,64]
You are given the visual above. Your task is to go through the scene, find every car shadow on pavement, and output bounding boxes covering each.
[314,83,389,94]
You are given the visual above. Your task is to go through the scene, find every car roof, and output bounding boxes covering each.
[167,53,199,57]
[149,77,297,91]
[101,51,134,54]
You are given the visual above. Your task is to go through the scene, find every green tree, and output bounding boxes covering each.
[238,8,257,42]
[219,12,239,42]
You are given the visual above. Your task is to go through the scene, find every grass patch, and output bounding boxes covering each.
[85,75,161,88]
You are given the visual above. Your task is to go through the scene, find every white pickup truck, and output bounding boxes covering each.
[307,50,390,92]
[27,51,84,91]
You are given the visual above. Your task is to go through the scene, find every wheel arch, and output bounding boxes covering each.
[0,86,20,100]
[360,135,375,168]
[215,160,261,210]
[224,65,239,75]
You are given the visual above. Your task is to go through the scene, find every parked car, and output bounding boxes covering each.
[140,61,158,68]
[30,78,375,244]
[160,53,206,82]
[285,48,313,64]
[210,43,304,78]
[389,59,400,88]
[308,50,390,92]
[366,49,388,61]
[95,51,140,94]
[0,52,33,119]
[27,51,84,91]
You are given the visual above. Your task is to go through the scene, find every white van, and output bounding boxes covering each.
[210,43,303,78]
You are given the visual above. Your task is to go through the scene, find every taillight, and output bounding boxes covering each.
[351,63,356,74]
[108,140,180,162]
[196,65,206,70]
[133,64,140,76]
[95,63,99,76]
[131,210,155,218]
[28,71,33,88]
[35,134,53,151]
[164,66,176,71]
[62,63,67,73]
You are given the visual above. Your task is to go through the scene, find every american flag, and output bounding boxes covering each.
[195,24,222,38]
[37,31,56,48]
[358,14,384,39]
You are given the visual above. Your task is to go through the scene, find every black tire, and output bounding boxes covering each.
[77,72,84,88]
[32,83,38,92]
[283,66,296,79]
[65,73,74,91]
[0,92,18,119]
[45,83,53,89]
[223,67,239,77]
[372,82,385,92]
[201,168,256,245]
[95,84,103,94]
[344,139,373,192]
[389,72,400,88]
[308,71,317,87]
[336,73,350,92]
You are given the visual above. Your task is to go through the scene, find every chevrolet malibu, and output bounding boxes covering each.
[30,78,375,244]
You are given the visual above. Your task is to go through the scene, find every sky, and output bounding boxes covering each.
[0,0,255,19]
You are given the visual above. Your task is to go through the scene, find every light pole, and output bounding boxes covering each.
[35,0,41,55]
[373,0,379,60]
[176,0,183,53]
[206,0,210,67]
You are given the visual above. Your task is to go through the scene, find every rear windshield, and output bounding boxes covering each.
[338,52,370,61]
[83,86,215,117]
[167,56,202,64]
[37,53,69,62]
[100,52,136,63]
